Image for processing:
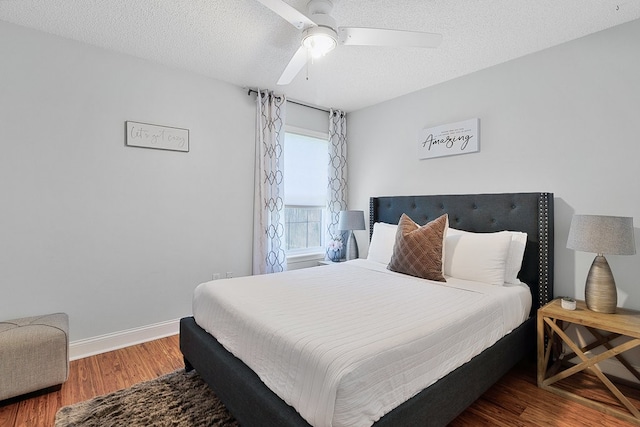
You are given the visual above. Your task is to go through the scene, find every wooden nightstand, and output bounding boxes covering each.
[537,298,640,425]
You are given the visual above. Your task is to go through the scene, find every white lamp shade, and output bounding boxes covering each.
[567,214,636,255]
[338,210,365,231]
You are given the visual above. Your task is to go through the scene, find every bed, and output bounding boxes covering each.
[180,192,554,426]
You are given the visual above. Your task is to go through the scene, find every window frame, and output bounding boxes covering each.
[284,125,329,260]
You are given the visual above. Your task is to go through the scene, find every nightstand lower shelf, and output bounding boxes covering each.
[537,299,640,425]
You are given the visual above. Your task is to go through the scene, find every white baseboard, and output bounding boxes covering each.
[69,318,180,361]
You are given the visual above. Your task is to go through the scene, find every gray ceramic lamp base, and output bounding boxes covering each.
[585,255,617,314]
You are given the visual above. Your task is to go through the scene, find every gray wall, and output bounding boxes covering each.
[0,21,256,340]
[347,20,640,309]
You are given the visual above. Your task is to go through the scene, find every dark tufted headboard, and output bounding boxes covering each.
[369,192,554,312]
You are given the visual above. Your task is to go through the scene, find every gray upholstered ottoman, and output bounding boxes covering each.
[0,313,69,401]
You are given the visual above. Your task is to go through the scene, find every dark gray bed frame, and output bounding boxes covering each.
[180,192,554,426]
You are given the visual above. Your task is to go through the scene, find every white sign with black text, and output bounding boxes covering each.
[418,118,479,159]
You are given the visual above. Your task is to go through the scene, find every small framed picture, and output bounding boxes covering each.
[125,121,189,152]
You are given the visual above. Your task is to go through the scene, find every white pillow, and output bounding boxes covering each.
[446,228,528,285]
[367,222,398,265]
[504,231,527,284]
[444,229,512,285]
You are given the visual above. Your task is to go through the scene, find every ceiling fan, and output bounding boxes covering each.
[256,0,443,85]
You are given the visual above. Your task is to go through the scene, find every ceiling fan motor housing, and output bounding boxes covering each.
[307,0,334,17]
[302,1,338,56]
[306,0,338,36]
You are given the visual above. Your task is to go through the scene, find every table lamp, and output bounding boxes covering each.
[338,210,365,261]
[566,214,636,313]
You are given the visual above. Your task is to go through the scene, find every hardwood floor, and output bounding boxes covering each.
[1,335,636,427]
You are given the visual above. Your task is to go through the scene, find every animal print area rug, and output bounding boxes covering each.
[55,370,239,427]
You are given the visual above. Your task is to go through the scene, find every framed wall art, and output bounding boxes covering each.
[125,121,189,152]
[418,118,479,160]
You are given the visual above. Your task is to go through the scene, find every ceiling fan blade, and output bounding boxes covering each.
[277,46,308,85]
[339,27,442,48]
[255,0,316,30]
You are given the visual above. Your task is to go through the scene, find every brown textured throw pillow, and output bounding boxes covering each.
[387,213,448,282]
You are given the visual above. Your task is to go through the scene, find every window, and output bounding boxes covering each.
[284,128,328,255]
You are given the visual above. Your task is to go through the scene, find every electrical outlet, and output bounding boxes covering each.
[226,272,233,279]
[212,273,221,280]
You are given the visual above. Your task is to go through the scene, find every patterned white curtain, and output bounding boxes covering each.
[253,90,287,274]
[326,109,348,260]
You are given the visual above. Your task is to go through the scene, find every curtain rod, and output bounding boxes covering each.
[246,89,330,114]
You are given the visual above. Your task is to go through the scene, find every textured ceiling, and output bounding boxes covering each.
[1,0,638,112]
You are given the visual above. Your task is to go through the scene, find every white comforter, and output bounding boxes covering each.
[193,259,531,427]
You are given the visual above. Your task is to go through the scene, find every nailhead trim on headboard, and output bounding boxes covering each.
[369,202,375,241]
[537,192,553,308]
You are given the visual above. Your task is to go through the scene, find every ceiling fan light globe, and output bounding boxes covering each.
[302,27,337,58]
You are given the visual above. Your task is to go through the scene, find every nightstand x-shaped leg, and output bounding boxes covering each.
[542,317,640,420]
